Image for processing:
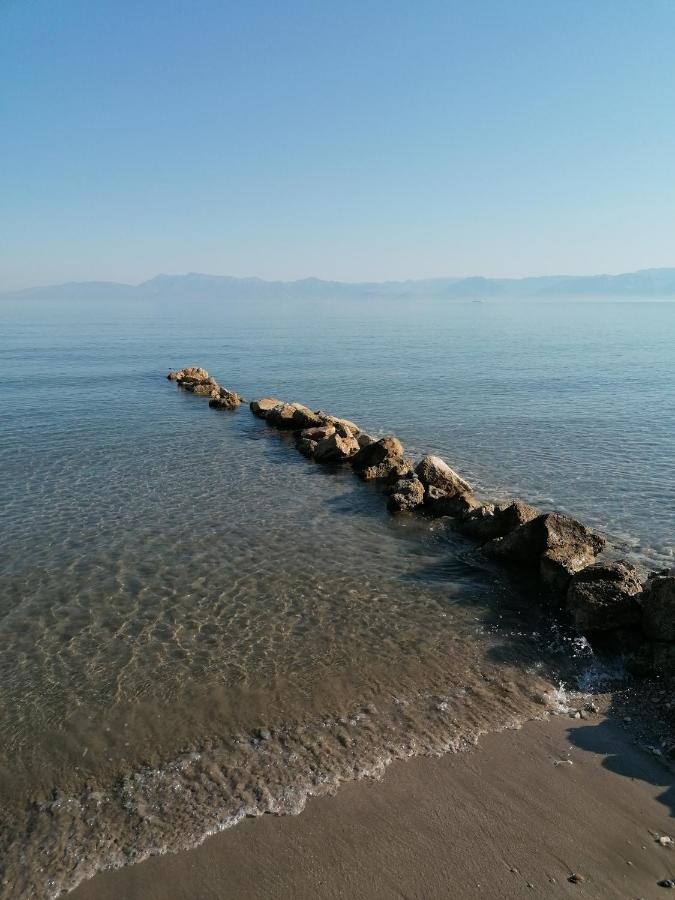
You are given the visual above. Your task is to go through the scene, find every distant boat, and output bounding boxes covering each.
[471,299,483,303]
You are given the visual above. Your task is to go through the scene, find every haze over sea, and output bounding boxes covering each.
[0,290,673,897]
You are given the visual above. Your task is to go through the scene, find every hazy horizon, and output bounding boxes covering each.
[2,0,675,292]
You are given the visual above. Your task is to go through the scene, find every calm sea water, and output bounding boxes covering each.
[0,295,673,897]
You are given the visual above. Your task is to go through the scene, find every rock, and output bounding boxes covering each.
[265,403,300,428]
[641,573,675,641]
[387,477,425,513]
[425,484,480,518]
[484,513,606,595]
[314,430,360,463]
[362,457,414,484]
[460,500,539,542]
[357,432,376,449]
[415,455,472,494]
[291,404,325,430]
[315,412,361,435]
[566,561,643,632]
[297,437,319,457]
[250,397,283,419]
[351,436,405,480]
[190,382,217,396]
[167,370,181,380]
[567,874,585,885]
[300,425,335,442]
[209,388,242,411]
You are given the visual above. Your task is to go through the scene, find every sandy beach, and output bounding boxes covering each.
[71,714,674,900]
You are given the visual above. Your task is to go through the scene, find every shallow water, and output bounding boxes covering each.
[0,295,673,897]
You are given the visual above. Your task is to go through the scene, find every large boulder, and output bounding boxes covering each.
[484,512,606,597]
[641,573,675,642]
[250,398,283,419]
[265,403,300,428]
[415,456,472,495]
[189,380,218,395]
[300,425,335,442]
[460,500,539,542]
[351,436,405,481]
[314,429,360,463]
[169,366,210,383]
[387,477,425,513]
[566,561,643,632]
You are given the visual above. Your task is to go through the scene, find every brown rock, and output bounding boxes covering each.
[415,455,472,495]
[641,573,675,641]
[484,512,606,595]
[297,437,319,457]
[315,412,361,435]
[460,500,539,542]
[357,432,376,449]
[209,387,242,411]
[351,436,404,478]
[291,404,325,430]
[425,484,481,518]
[300,425,335,442]
[314,430,360,463]
[250,398,283,418]
[387,477,425,513]
[566,561,643,632]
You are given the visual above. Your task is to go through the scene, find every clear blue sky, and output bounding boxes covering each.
[2,0,675,290]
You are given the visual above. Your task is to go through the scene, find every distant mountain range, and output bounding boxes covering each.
[4,268,675,301]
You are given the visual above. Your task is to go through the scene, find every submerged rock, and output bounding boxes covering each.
[415,455,472,495]
[484,512,606,597]
[460,500,539,542]
[387,477,425,513]
[250,398,283,418]
[641,573,675,642]
[566,561,643,632]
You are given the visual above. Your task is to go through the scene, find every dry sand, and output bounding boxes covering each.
[71,715,674,900]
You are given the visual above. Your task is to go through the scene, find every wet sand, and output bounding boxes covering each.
[71,714,674,900]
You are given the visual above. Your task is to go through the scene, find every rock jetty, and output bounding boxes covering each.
[166,366,674,679]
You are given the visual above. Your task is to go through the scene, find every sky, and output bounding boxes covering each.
[2,0,675,291]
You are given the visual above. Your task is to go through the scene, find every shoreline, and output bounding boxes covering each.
[71,713,674,899]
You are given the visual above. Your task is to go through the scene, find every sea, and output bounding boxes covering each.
[1,294,673,897]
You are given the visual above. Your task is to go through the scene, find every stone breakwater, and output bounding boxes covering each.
[167,366,674,678]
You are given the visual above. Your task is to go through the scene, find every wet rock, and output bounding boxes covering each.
[291,406,325,430]
[190,381,217,396]
[209,387,242,411]
[363,457,414,484]
[351,436,405,481]
[357,432,376,449]
[250,397,283,419]
[314,430,360,463]
[300,425,335,442]
[425,484,480,518]
[315,412,361,435]
[460,500,539,542]
[641,573,675,642]
[483,513,606,597]
[566,561,643,632]
[415,455,472,495]
[297,437,319,457]
[265,403,301,428]
[168,366,209,382]
[387,477,425,513]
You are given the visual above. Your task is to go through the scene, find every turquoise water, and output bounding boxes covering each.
[0,295,673,897]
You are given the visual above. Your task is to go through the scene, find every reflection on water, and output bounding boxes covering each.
[0,296,672,897]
